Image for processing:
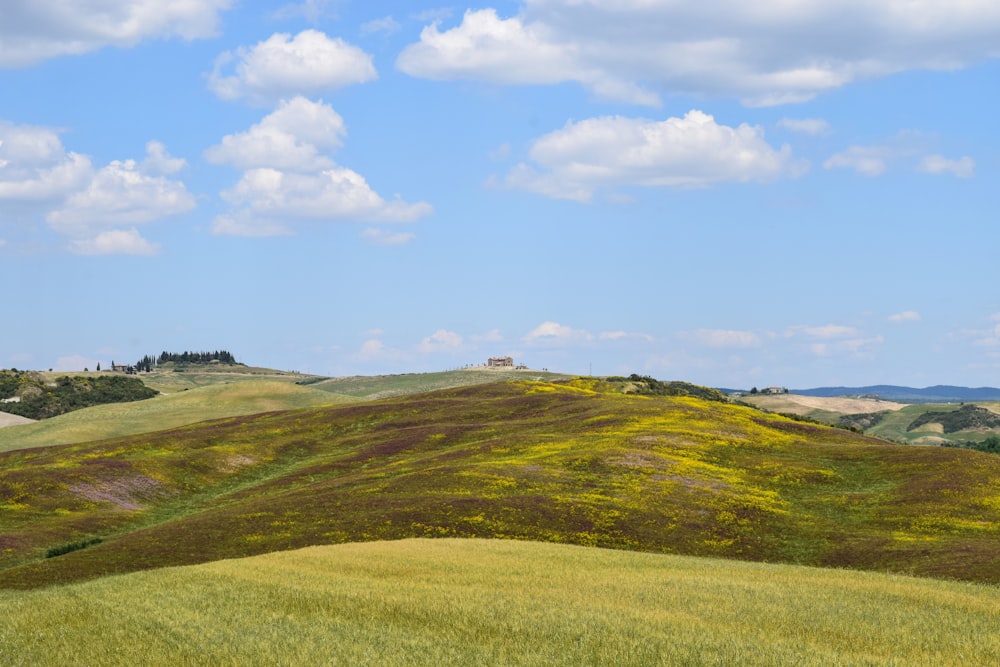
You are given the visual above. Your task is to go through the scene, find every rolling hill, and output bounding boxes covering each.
[2,539,997,666]
[2,378,998,590]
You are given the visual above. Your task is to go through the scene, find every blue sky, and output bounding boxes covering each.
[1,1,998,388]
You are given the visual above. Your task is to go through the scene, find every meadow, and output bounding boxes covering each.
[2,379,998,589]
[1,539,997,666]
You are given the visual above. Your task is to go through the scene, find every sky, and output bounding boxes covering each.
[0,1,998,389]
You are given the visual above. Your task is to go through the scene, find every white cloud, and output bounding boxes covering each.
[210,100,431,236]
[504,110,805,201]
[399,2,1000,106]
[0,122,92,202]
[205,97,345,171]
[142,141,187,175]
[1,125,192,252]
[361,16,402,36]
[47,146,195,236]
[682,329,761,348]
[788,324,861,339]
[68,228,160,256]
[523,321,594,346]
[824,145,893,176]
[0,0,232,68]
[208,30,377,105]
[418,329,464,353]
[809,336,884,358]
[825,138,973,178]
[213,167,431,236]
[918,154,975,178]
[599,331,655,343]
[358,339,386,360]
[777,118,832,136]
[361,228,415,245]
[889,310,921,323]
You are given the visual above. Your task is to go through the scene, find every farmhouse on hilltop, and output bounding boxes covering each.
[487,356,514,368]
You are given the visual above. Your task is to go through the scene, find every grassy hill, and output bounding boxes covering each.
[0,367,573,451]
[304,368,574,400]
[0,380,345,452]
[741,393,1000,445]
[2,379,999,590]
[1,539,997,666]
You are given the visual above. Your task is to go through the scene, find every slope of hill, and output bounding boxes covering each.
[2,379,998,590]
[303,368,574,400]
[2,539,997,667]
[0,380,344,452]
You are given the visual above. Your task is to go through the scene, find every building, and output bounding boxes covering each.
[487,356,514,368]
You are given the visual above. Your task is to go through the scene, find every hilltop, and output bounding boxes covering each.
[2,378,998,590]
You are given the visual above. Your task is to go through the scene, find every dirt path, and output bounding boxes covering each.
[0,412,36,428]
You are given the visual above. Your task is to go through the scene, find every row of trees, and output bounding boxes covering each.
[117,350,240,372]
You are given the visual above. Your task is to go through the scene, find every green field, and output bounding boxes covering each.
[3,379,999,590]
[1,539,997,666]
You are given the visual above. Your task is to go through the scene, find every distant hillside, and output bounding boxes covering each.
[793,385,1000,403]
[2,378,998,590]
[0,371,157,420]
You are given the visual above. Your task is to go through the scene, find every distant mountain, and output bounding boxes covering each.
[791,385,1000,403]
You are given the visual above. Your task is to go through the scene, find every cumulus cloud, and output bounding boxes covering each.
[0,122,92,202]
[205,97,345,171]
[523,321,594,346]
[209,99,431,236]
[46,147,195,235]
[418,329,464,353]
[208,30,377,105]
[918,154,975,178]
[361,228,415,245]
[503,110,805,201]
[1,124,192,255]
[0,0,232,67]
[68,228,160,256]
[889,310,921,323]
[777,118,832,136]
[399,2,1000,106]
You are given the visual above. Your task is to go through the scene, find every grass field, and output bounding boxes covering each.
[1,538,997,666]
[0,380,344,452]
[2,379,998,589]
[306,368,573,399]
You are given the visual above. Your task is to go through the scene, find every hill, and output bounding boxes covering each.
[1,539,997,666]
[0,370,157,420]
[2,379,998,590]
[0,368,572,451]
[793,384,1000,403]
[0,380,345,452]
